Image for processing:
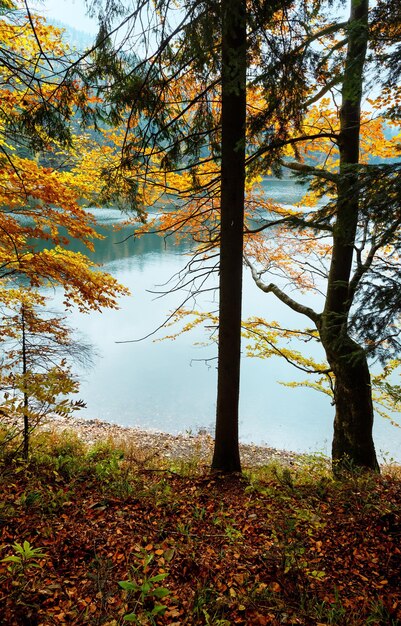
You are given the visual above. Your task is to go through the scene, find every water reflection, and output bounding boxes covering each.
[40,181,401,461]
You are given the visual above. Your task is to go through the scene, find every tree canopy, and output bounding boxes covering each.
[0,0,128,454]
[2,0,401,470]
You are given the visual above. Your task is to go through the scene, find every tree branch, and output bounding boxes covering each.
[244,255,321,325]
[280,159,338,182]
[348,219,401,300]
[246,131,338,168]
[245,213,333,234]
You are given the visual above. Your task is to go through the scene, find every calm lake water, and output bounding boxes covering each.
[45,180,401,462]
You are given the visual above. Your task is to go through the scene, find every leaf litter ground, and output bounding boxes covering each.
[0,432,400,625]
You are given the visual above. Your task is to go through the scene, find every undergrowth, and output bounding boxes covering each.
[0,424,400,625]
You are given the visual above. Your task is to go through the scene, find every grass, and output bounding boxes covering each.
[0,425,400,625]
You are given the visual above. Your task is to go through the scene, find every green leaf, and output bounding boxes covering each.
[123,613,138,622]
[151,604,168,615]
[149,573,168,583]
[118,580,137,591]
[152,587,170,599]
[1,555,21,563]
[143,553,154,567]
[13,542,24,555]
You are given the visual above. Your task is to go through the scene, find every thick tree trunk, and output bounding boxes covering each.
[321,336,379,472]
[321,0,379,472]
[211,0,246,472]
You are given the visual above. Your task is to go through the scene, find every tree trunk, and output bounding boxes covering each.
[321,336,379,472]
[21,305,29,460]
[321,0,379,472]
[211,0,246,472]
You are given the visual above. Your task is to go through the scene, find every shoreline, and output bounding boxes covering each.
[1,413,310,468]
[2,413,399,468]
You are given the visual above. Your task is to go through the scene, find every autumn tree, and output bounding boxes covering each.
[114,0,401,472]
[243,0,401,472]
[78,0,246,472]
[321,0,376,470]
[0,289,90,458]
[0,1,128,451]
[81,0,326,472]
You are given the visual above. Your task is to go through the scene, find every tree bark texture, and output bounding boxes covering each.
[321,0,379,472]
[322,337,379,472]
[21,305,29,460]
[211,0,246,472]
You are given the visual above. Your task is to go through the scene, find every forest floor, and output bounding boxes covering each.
[0,423,401,626]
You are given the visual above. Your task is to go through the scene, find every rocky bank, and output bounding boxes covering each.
[1,413,311,468]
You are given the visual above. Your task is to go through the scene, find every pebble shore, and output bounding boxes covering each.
[1,413,309,468]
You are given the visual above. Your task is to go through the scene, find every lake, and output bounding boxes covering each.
[44,179,401,462]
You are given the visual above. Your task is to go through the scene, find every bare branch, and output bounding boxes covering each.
[244,255,321,325]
